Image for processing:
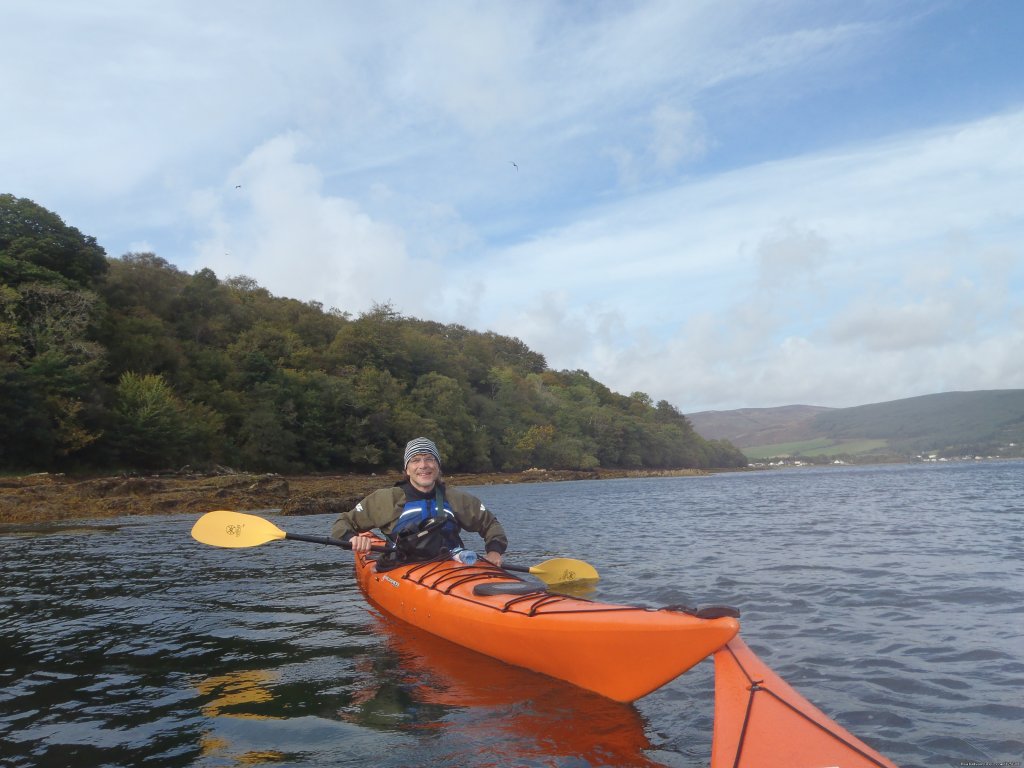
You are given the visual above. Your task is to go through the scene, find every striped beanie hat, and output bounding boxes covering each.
[403,437,441,468]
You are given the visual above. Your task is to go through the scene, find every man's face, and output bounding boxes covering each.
[406,453,440,492]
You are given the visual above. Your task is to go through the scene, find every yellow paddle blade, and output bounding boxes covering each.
[190,510,288,549]
[528,557,599,585]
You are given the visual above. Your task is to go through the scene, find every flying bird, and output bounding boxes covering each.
[234,184,242,189]
[510,161,518,171]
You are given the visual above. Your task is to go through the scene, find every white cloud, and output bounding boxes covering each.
[3,2,1022,413]
[197,98,1018,415]
[192,134,422,314]
[650,104,710,170]
[456,108,1024,409]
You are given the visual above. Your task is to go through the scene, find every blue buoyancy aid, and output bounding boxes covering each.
[388,488,464,552]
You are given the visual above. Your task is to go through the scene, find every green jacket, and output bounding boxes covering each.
[330,481,508,555]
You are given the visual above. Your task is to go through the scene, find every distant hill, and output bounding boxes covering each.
[688,390,1024,460]
[685,404,835,448]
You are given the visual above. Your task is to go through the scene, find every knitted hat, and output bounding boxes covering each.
[403,437,441,468]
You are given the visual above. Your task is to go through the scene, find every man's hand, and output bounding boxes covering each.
[483,550,503,567]
[349,532,375,552]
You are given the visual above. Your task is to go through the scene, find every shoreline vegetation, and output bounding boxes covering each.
[1,197,747,484]
[0,468,709,525]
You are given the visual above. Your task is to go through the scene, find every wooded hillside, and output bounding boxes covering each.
[0,194,747,474]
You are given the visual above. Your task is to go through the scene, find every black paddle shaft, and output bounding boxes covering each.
[284,532,388,552]
[502,563,531,574]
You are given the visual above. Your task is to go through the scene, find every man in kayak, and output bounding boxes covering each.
[331,437,508,566]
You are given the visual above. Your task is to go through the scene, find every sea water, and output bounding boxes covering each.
[1,461,1021,767]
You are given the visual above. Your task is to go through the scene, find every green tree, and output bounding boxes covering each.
[107,372,222,469]
[0,281,105,467]
[409,372,492,471]
[234,392,300,472]
[0,194,108,287]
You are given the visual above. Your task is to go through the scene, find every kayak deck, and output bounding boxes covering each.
[354,551,740,702]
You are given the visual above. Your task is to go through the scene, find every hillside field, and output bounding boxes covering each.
[689,390,1024,461]
[743,438,890,460]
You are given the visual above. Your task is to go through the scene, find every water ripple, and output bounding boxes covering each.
[1,461,1022,767]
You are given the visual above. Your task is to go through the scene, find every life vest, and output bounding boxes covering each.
[385,487,464,562]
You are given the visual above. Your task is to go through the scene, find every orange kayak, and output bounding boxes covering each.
[353,549,739,703]
[712,637,899,768]
[352,546,898,766]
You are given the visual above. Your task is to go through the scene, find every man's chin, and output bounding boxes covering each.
[410,477,437,492]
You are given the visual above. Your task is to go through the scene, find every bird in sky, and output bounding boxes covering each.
[510,161,518,171]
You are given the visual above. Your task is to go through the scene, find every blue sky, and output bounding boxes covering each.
[3,1,1022,412]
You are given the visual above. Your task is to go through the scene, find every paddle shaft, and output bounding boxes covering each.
[286,532,387,552]
[501,563,533,575]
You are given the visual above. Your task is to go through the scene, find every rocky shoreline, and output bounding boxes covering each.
[0,468,707,525]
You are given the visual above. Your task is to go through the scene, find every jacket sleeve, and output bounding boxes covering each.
[447,488,508,555]
[330,488,401,542]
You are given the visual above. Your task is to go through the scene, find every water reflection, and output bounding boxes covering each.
[188,610,664,767]
[344,610,665,767]
[197,669,283,720]
[191,667,284,764]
